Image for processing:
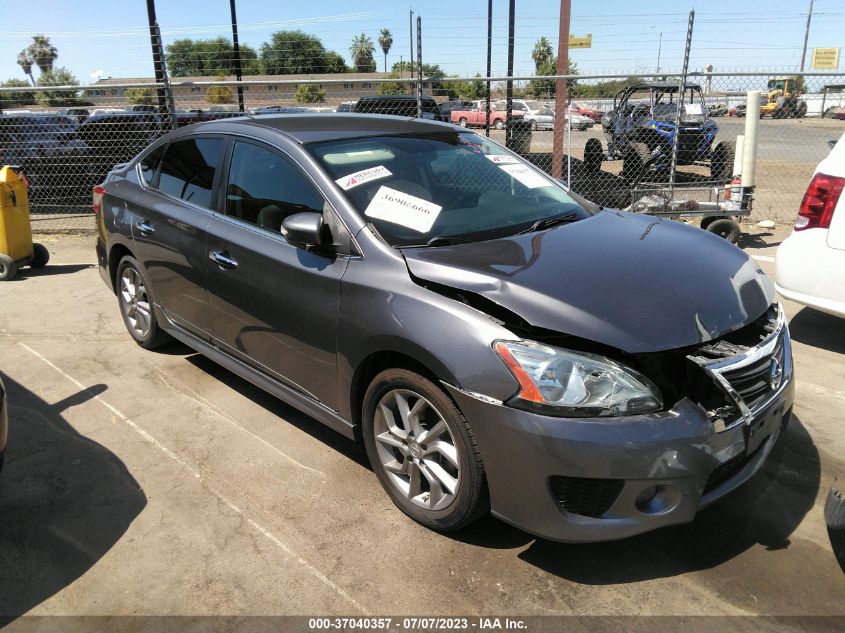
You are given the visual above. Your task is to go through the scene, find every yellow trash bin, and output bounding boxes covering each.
[0,166,49,281]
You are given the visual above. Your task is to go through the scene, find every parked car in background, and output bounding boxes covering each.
[335,101,357,112]
[823,106,845,120]
[776,131,845,318]
[95,113,793,543]
[495,99,557,130]
[56,108,91,123]
[438,100,475,121]
[568,101,604,122]
[354,95,445,121]
[450,101,513,129]
[566,112,594,131]
[253,106,309,115]
[708,103,729,117]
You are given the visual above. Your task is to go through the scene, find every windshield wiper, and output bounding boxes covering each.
[516,212,580,235]
[424,236,473,247]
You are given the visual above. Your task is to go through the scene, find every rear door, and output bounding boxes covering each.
[128,135,224,338]
[205,139,350,410]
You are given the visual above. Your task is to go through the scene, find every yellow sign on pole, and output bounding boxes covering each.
[569,34,592,49]
[812,48,840,70]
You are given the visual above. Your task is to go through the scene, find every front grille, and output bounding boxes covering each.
[703,443,764,495]
[549,476,624,518]
[720,336,785,410]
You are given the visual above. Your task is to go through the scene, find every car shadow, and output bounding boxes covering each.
[449,415,820,576]
[182,353,371,469]
[737,232,781,250]
[0,374,146,624]
[788,307,845,355]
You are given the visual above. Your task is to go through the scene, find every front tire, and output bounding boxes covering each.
[458,118,468,128]
[0,254,17,281]
[494,119,504,130]
[116,255,172,349]
[362,368,489,532]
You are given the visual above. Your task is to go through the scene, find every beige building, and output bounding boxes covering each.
[85,73,433,108]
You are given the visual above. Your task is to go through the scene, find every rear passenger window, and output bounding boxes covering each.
[139,145,166,186]
[157,137,223,209]
[225,141,324,232]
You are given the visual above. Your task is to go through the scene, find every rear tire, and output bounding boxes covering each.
[700,216,719,230]
[362,368,489,532]
[706,218,741,243]
[710,140,736,182]
[458,118,468,128]
[621,141,651,184]
[30,243,50,268]
[116,255,172,349]
[494,119,504,130]
[0,254,17,281]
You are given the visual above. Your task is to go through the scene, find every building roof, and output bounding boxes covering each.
[93,72,405,85]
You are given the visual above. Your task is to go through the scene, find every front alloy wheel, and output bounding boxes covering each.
[363,368,489,531]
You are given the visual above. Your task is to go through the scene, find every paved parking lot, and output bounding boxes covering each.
[1,230,844,620]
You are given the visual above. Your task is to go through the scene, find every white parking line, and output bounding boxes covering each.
[18,341,368,615]
[752,255,776,263]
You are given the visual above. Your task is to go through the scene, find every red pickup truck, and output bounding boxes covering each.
[450,101,519,129]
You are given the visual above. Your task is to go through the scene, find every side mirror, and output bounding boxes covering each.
[828,139,838,150]
[281,212,326,250]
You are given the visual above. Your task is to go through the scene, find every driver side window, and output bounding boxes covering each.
[225,141,325,233]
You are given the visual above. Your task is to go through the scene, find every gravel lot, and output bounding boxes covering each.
[0,230,843,622]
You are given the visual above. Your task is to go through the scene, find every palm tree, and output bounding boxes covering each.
[27,34,58,74]
[349,33,376,73]
[17,51,35,86]
[531,36,554,72]
[378,29,393,73]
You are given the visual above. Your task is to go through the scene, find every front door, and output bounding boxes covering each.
[206,139,348,410]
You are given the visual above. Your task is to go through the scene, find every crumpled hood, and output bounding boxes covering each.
[402,211,774,353]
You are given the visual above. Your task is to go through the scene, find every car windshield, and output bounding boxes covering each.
[308,132,589,247]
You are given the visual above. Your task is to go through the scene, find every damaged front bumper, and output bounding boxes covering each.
[444,307,795,543]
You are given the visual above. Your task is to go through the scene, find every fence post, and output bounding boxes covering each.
[552,0,571,179]
[668,10,695,198]
[416,16,423,118]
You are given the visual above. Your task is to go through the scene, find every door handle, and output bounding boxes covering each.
[209,250,238,270]
[135,220,155,235]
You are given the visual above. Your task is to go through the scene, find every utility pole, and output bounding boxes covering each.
[229,0,244,112]
[485,0,492,136]
[145,0,173,127]
[800,0,815,72]
[417,15,423,119]
[656,31,662,75]
[409,9,414,78]
[551,0,571,179]
[505,0,515,148]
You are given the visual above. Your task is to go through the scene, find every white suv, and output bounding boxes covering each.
[775,133,845,318]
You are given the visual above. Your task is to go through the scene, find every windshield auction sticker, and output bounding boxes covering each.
[335,165,392,190]
[498,163,549,188]
[364,186,442,233]
[485,154,520,164]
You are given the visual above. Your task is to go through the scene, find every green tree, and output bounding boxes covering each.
[455,74,486,100]
[294,83,326,103]
[573,75,638,98]
[527,57,578,98]
[260,31,344,75]
[377,80,410,96]
[349,33,376,73]
[0,78,36,108]
[16,51,35,86]
[531,37,554,71]
[35,67,79,106]
[166,37,259,77]
[378,29,393,73]
[27,34,58,74]
[126,87,154,105]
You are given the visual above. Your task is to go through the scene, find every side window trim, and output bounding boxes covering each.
[136,142,168,189]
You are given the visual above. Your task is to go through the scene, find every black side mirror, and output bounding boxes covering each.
[281,212,326,250]
[828,139,838,150]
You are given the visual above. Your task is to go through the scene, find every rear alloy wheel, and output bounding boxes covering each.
[706,218,741,243]
[458,118,468,128]
[363,368,488,531]
[494,119,505,130]
[116,256,171,349]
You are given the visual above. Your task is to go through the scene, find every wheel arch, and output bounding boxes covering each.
[107,242,135,293]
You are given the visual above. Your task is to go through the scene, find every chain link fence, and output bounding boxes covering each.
[2,71,845,231]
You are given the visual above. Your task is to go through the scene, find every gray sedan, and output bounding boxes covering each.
[94,114,793,542]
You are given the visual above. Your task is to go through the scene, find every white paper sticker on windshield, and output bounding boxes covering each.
[684,103,703,115]
[335,165,392,190]
[498,163,550,189]
[485,154,520,164]
[364,186,442,233]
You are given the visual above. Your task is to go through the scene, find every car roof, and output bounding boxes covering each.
[185,113,456,144]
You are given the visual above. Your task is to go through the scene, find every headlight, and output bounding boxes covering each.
[493,340,663,417]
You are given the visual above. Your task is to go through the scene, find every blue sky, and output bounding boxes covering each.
[1,0,844,83]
